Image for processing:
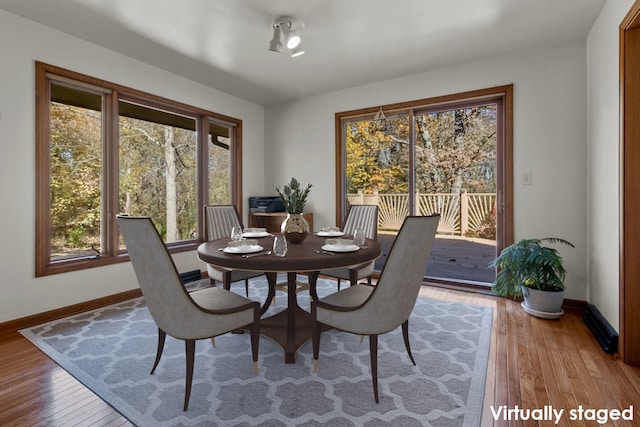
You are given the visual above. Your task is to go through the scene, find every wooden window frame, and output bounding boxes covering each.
[334,85,513,288]
[35,62,243,277]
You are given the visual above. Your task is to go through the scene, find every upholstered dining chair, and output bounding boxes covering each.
[311,214,440,403]
[320,205,379,290]
[204,205,265,296]
[117,215,260,411]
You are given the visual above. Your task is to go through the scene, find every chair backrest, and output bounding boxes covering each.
[343,205,378,240]
[117,215,200,337]
[361,215,440,333]
[204,205,242,241]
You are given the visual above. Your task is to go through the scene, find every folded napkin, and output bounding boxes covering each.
[320,226,341,232]
[227,239,259,248]
[325,238,354,247]
[244,227,267,233]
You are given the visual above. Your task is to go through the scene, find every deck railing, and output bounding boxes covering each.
[347,191,496,238]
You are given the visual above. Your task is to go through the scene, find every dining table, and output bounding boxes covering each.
[197,233,382,363]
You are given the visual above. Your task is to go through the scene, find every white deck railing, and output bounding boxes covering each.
[347,191,496,237]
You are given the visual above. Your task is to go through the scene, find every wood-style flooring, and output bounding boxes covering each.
[1,286,639,426]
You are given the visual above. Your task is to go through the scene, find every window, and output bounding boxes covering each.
[36,62,242,276]
[336,86,513,287]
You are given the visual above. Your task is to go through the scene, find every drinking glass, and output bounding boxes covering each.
[231,226,243,242]
[353,228,366,246]
[273,235,288,257]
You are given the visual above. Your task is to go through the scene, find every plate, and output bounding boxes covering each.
[223,244,263,254]
[317,230,345,237]
[321,244,360,253]
[242,231,271,238]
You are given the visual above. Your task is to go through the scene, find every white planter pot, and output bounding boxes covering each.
[521,286,564,319]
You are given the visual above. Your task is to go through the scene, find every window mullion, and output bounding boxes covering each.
[197,116,208,241]
[104,91,120,258]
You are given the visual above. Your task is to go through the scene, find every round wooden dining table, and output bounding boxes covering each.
[197,234,381,363]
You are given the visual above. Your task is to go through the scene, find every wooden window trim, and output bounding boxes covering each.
[35,62,243,277]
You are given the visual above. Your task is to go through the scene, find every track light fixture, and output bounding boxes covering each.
[269,16,305,57]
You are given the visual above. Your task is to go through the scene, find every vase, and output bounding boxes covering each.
[281,213,309,243]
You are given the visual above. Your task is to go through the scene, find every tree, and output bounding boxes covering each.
[49,103,102,257]
[345,106,496,196]
[415,106,496,193]
[345,116,409,194]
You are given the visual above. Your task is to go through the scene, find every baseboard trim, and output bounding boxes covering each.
[0,288,142,338]
[583,304,619,354]
[1,270,207,338]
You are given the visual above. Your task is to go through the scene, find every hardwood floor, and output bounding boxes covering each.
[1,286,639,426]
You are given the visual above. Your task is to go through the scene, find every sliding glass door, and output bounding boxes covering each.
[338,87,512,287]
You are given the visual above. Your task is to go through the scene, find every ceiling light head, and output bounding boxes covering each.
[284,28,301,49]
[269,16,305,57]
[290,41,305,57]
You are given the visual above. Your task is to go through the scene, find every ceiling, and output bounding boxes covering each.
[0,0,606,106]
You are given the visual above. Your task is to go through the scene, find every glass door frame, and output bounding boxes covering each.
[334,85,513,289]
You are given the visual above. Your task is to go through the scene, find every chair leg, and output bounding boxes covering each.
[244,279,250,297]
[311,304,321,372]
[251,305,260,375]
[349,269,358,287]
[223,271,232,291]
[150,328,166,374]
[183,339,196,411]
[402,320,416,365]
[337,278,342,291]
[369,334,379,403]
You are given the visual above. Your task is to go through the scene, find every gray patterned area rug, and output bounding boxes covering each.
[21,277,492,427]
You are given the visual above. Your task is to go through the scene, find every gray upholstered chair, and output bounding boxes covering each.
[320,205,379,290]
[204,205,265,296]
[117,215,260,411]
[311,214,440,403]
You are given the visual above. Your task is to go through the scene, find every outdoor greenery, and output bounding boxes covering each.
[488,237,574,297]
[345,105,497,195]
[276,177,313,214]
[49,101,230,259]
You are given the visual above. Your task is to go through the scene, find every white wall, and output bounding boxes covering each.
[0,10,265,323]
[265,42,589,302]
[586,0,635,331]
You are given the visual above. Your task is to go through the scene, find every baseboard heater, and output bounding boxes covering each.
[179,269,202,284]
[583,304,618,354]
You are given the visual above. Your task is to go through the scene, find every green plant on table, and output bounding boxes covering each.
[276,177,313,214]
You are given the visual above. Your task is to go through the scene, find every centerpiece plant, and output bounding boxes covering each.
[276,177,313,243]
[276,177,312,214]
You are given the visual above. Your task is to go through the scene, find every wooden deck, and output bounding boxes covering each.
[376,233,496,284]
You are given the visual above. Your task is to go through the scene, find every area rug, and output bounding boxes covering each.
[21,277,493,427]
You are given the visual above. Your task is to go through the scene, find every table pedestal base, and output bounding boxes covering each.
[259,271,325,363]
[261,305,313,363]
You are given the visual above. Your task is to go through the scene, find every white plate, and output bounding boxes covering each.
[321,244,360,253]
[317,230,345,237]
[223,244,263,254]
[242,231,271,238]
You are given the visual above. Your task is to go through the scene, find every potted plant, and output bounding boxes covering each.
[488,237,574,319]
[276,177,312,243]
